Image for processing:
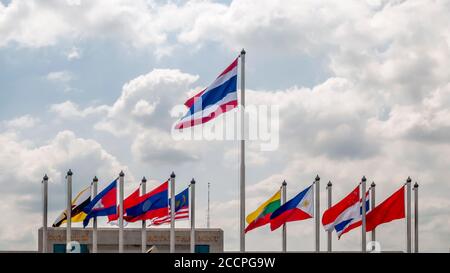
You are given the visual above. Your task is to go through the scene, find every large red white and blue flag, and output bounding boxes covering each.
[83,179,117,227]
[175,58,238,129]
[322,185,370,239]
[269,185,314,231]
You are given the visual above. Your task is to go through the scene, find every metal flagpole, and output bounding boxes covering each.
[370,181,376,249]
[315,175,320,252]
[406,176,412,253]
[92,176,98,253]
[66,169,72,252]
[282,180,287,252]
[414,182,419,253]
[190,178,196,253]
[170,172,176,253]
[326,181,332,252]
[119,171,124,253]
[239,49,246,253]
[207,182,210,228]
[141,177,147,253]
[361,176,367,253]
[42,174,48,253]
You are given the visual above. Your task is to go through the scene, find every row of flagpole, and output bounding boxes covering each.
[273,176,419,253]
[41,170,197,253]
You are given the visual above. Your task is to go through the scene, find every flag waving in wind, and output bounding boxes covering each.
[53,185,91,227]
[245,190,281,233]
[175,58,238,129]
[270,185,314,231]
[82,179,117,227]
[150,187,189,226]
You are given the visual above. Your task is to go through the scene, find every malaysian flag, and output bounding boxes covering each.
[150,187,189,225]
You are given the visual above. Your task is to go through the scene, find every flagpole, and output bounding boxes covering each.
[119,171,124,253]
[370,181,376,249]
[92,176,98,253]
[190,178,196,253]
[239,48,246,253]
[315,175,320,252]
[406,176,412,253]
[170,172,176,253]
[207,182,210,228]
[66,169,72,252]
[326,181,332,252]
[413,182,419,253]
[42,174,48,253]
[282,180,287,252]
[141,177,147,253]
[361,176,367,253]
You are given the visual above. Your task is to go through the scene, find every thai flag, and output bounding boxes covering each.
[269,185,314,231]
[82,179,117,227]
[174,58,238,129]
[150,187,189,226]
[322,185,370,239]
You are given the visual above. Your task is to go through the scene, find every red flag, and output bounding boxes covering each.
[366,185,405,232]
[108,186,140,222]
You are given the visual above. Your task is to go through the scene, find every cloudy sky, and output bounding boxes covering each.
[1,0,449,252]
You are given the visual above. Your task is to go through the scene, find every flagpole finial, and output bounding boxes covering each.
[43,174,48,181]
[191,178,196,185]
[315,175,320,181]
[93,176,98,182]
[240,48,246,55]
[282,180,287,186]
[327,181,332,187]
[371,181,376,187]
[361,176,366,182]
[142,176,147,183]
[414,182,419,188]
[67,169,73,176]
[119,170,125,177]
[170,171,176,178]
[407,177,411,183]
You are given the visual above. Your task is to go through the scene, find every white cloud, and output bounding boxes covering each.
[46,70,73,83]
[4,115,40,130]
[66,46,81,60]
[0,130,130,250]
[49,101,108,120]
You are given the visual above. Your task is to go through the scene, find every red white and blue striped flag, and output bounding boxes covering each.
[150,187,189,226]
[175,58,238,129]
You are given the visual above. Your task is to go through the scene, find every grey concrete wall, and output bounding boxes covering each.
[38,227,223,253]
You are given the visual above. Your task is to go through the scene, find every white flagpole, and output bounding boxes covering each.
[370,181,376,249]
[361,176,367,253]
[406,176,412,253]
[66,169,72,252]
[315,175,320,252]
[92,176,98,253]
[141,177,147,253]
[190,178,196,253]
[119,171,124,253]
[170,172,176,253]
[326,181,332,252]
[282,180,287,252]
[413,182,419,253]
[207,182,210,228]
[239,48,246,253]
[42,174,48,253]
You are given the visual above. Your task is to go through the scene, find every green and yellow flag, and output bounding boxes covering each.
[245,190,281,233]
